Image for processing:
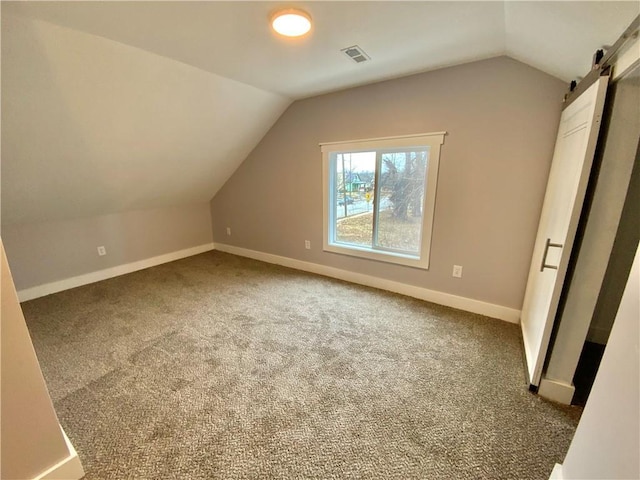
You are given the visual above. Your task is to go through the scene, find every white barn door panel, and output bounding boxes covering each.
[520,77,609,388]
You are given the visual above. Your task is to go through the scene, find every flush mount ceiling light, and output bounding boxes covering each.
[271,8,312,37]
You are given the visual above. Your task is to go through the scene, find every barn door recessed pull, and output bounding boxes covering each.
[540,238,564,272]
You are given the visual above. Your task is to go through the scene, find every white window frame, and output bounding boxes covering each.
[321,132,446,269]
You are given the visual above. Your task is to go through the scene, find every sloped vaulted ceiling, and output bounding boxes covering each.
[1,1,638,225]
[1,12,291,225]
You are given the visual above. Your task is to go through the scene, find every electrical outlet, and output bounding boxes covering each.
[453,265,463,278]
[305,240,311,249]
[226,227,231,236]
[97,246,107,256]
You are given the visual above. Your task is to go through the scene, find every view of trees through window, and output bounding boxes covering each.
[333,147,430,255]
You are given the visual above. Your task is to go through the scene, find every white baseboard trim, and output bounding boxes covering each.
[18,243,215,302]
[213,243,521,323]
[549,463,564,480]
[34,425,84,480]
[539,376,575,405]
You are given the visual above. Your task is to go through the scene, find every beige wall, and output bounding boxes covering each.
[586,69,640,344]
[2,203,213,292]
[589,153,640,344]
[0,241,74,479]
[210,57,566,310]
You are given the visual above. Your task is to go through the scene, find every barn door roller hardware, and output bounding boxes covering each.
[564,14,639,107]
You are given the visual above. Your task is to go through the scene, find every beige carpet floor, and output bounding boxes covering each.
[22,251,581,479]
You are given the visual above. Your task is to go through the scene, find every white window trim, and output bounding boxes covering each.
[321,132,446,269]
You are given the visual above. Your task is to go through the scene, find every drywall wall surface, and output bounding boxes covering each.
[0,241,72,479]
[2,203,213,291]
[211,57,566,309]
[545,68,639,384]
[586,67,640,344]
[561,244,639,479]
[1,12,290,225]
[589,143,640,344]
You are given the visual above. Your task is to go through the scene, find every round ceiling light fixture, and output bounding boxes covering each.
[271,8,312,37]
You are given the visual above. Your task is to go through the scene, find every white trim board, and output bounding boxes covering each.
[214,243,521,323]
[33,425,84,480]
[549,463,564,480]
[18,243,215,302]
[538,376,575,405]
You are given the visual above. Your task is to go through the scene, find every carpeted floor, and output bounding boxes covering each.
[22,251,581,479]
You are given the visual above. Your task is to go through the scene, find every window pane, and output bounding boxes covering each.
[334,152,376,247]
[376,149,429,254]
[323,133,444,269]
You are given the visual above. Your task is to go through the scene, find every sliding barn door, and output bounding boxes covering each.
[521,77,609,387]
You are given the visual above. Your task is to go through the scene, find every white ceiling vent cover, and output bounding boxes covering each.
[341,45,370,64]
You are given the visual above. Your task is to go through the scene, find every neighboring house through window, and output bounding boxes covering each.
[321,132,446,269]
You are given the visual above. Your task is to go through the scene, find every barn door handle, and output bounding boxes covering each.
[540,238,564,272]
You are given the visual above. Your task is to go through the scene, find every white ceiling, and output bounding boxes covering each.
[4,2,639,99]
[1,2,638,226]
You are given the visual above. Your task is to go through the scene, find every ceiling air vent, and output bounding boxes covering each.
[341,45,370,64]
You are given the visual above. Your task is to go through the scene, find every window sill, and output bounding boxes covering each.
[324,242,429,270]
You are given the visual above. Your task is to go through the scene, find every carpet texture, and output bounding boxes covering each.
[22,251,581,479]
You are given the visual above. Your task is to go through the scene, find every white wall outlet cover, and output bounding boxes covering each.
[226,227,231,236]
[97,246,107,256]
[305,240,311,249]
[453,265,463,278]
